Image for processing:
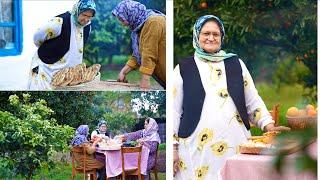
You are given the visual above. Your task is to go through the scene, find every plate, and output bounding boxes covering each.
[239,145,275,155]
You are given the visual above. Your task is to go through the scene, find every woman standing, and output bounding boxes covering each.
[112,0,166,89]
[28,0,96,90]
[172,15,290,179]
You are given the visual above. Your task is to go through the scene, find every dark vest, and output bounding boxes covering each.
[37,12,91,64]
[178,56,250,138]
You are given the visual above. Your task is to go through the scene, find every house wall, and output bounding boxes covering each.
[0,0,76,90]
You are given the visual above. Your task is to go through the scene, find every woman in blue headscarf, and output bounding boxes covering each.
[112,0,166,89]
[28,0,96,90]
[172,15,290,179]
[71,125,106,180]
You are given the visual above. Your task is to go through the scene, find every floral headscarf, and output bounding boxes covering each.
[112,0,165,65]
[71,125,89,146]
[193,15,236,62]
[141,118,161,143]
[71,0,96,27]
[97,119,107,134]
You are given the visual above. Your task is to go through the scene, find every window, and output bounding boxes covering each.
[0,0,22,56]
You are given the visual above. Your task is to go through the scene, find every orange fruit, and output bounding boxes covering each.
[306,104,315,111]
[307,109,317,117]
[286,107,299,116]
[298,109,307,116]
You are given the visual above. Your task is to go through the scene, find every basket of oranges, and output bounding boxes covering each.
[286,104,317,130]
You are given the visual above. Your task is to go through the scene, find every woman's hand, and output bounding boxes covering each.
[173,149,180,176]
[264,123,291,132]
[117,65,131,83]
[140,74,151,89]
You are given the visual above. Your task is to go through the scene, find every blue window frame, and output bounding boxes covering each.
[0,0,22,56]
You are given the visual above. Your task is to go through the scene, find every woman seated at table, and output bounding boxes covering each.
[91,119,111,140]
[120,117,161,174]
[71,125,106,180]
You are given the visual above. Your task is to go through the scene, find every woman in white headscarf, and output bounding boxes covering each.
[28,0,96,90]
[121,117,161,173]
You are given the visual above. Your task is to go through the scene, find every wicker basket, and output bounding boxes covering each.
[286,115,317,130]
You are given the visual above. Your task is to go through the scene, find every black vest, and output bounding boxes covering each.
[178,56,250,138]
[38,12,90,64]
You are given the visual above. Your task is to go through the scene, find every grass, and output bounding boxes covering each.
[29,163,166,180]
[250,83,307,135]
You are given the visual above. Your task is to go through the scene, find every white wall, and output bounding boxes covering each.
[0,0,76,90]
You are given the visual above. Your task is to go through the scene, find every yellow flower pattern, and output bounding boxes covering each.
[40,73,48,82]
[179,158,187,170]
[173,87,177,98]
[243,75,249,89]
[195,166,209,180]
[253,108,262,121]
[211,141,228,156]
[79,48,83,54]
[59,58,66,64]
[209,64,222,84]
[46,28,56,39]
[229,112,243,125]
[197,128,213,151]
[218,89,229,107]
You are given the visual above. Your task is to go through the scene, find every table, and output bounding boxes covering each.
[220,142,317,180]
[96,146,150,178]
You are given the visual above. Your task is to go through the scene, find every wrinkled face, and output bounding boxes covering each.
[99,124,107,132]
[199,21,222,53]
[144,120,149,130]
[78,10,94,25]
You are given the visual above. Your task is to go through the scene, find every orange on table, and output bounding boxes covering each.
[306,104,315,111]
[307,109,317,117]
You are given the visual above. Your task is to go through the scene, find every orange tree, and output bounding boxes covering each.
[174,0,317,101]
[0,94,74,179]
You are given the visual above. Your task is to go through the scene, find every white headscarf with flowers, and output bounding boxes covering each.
[141,118,161,143]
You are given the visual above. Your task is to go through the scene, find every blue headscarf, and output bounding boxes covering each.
[193,15,236,62]
[71,0,96,27]
[112,0,165,64]
[71,125,89,146]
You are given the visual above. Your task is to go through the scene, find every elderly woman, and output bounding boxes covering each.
[28,0,96,90]
[91,120,111,140]
[71,125,105,179]
[172,15,290,179]
[112,0,166,89]
[120,117,161,176]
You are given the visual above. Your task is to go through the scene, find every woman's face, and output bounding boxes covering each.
[99,124,107,132]
[144,120,149,130]
[199,21,222,53]
[78,10,94,26]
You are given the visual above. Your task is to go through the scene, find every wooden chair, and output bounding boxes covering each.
[269,104,280,126]
[120,146,143,180]
[149,144,159,180]
[71,146,98,180]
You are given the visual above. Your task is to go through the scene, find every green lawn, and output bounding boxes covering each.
[29,163,166,180]
[251,83,307,135]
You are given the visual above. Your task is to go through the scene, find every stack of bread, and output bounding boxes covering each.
[239,131,280,155]
[51,63,101,87]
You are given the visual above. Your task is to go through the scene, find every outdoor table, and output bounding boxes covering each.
[96,146,150,178]
[220,142,317,180]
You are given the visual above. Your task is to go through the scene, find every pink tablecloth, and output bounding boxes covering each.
[220,142,317,180]
[96,146,150,178]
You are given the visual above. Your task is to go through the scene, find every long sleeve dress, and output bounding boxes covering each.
[173,56,274,180]
[28,15,86,90]
[126,16,166,87]
[124,130,159,172]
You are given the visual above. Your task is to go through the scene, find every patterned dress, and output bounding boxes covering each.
[28,15,85,90]
[124,130,159,172]
[173,56,274,180]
